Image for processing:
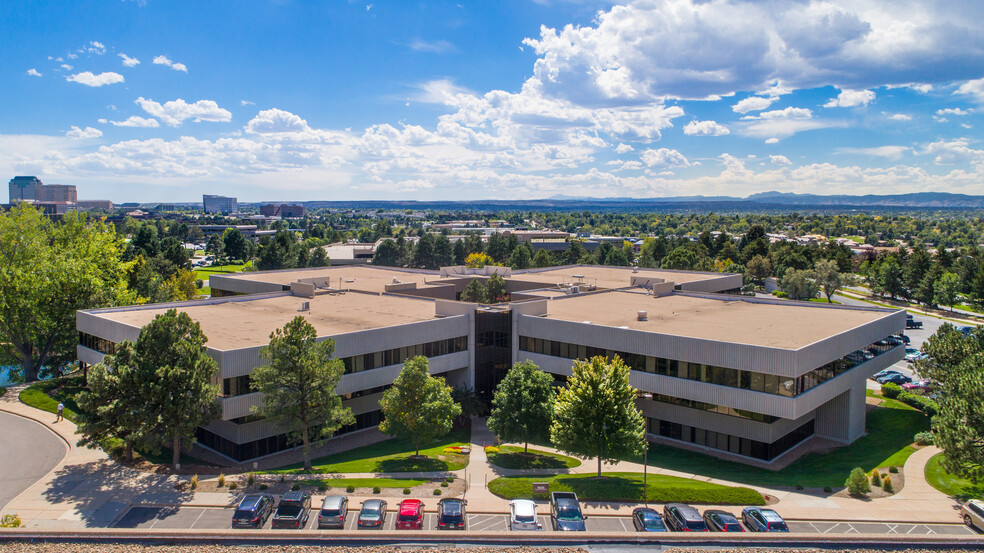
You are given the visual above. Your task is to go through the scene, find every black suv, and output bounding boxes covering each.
[272,490,312,529]
[550,492,587,531]
[232,494,274,528]
[663,503,707,532]
[436,498,466,529]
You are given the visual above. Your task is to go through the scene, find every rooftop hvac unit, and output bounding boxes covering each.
[637,310,648,321]
[299,301,310,312]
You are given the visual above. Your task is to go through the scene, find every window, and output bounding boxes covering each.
[341,336,467,374]
[649,417,815,461]
[78,332,117,355]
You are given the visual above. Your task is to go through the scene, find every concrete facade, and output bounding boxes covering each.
[76,264,904,467]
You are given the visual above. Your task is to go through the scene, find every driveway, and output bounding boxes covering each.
[0,410,67,510]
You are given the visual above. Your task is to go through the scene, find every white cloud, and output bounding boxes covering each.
[110,116,160,128]
[97,118,107,123]
[683,120,730,136]
[66,126,103,140]
[65,71,124,87]
[408,39,455,54]
[26,68,41,77]
[60,64,73,71]
[765,137,779,144]
[245,109,311,134]
[87,41,106,55]
[135,97,232,126]
[936,108,973,116]
[836,145,910,160]
[922,139,984,165]
[770,154,792,165]
[641,148,690,169]
[119,53,140,67]
[824,88,876,108]
[241,100,255,106]
[153,55,188,72]
[955,77,984,103]
[732,96,778,114]
[614,143,634,153]
[739,106,842,138]
[888,113,912,121]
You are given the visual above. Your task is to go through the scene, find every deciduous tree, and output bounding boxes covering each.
[379,356,461,456]
[487,361,555,453]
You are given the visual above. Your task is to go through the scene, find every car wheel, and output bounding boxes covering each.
[966,514,973,526]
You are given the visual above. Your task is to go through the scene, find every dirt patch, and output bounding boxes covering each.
[831,467,905,499]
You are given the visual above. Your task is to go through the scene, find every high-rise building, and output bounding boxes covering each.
[203,194,238,214]
[9,176,43,202]
[36,184,78,203]
[260,203,307,217]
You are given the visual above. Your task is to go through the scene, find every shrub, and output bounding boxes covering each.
[446,476,455,483]
[823,487,832,494]
[403,488,411,495]
[889,466,899,474]
[292,483,300,491]
[881,382,902,399]
[0,514,22,528]
[795,484,803,490]
[871,472,881,487]
[317,482,329,492]
[774,291,788,298]
[846,467,871,497]
[346,485,355,493]
[229,482,238,490]
[898,393,939,417]
[484,446,500,454]
[882,477,894,493]
[373,487,381,494]
[217,474,226,488]
[190,474,199,490]
[433,489,442,496]
[247,473,255,486]
[441,482,449,488]
[914,431,935,446]
[280,476,286,483]
[259,484,268,490]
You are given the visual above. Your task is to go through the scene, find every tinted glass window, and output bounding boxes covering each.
[234,509,254,519]
[686,520,707,530]
[321,509,340,516]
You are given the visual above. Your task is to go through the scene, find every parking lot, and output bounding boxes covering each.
[113,505,977,535]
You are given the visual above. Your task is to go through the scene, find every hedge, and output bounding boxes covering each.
[897,392,939,417]
[881,382,902,399]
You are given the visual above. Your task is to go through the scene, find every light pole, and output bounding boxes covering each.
[636,392,652,505]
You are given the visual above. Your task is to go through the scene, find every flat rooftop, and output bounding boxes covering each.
[540,291,894,349]
[514,266,728,289]
[89,292,441,350]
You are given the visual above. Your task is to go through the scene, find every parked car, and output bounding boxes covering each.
[906,318,923,329]
[317,495,348,529]
[631,507,668,532]
[902,380,935,394]
[703,509,744,532]
[962,499,984,531]
[663,503,708,532]
[395,499,423,530]
[357,499,387,529]
[905,348,929,363]
[872,369,903,381]
[550,491,587,531]
[957,326,974,337]
[742,507,789,532]
[878,373,912,385]
[508,499,542,530]
[436,498,466,529]
[272,490,311,529]
[231,494,274,529]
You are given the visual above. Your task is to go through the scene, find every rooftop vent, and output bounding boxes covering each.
[392,277,400,284]
[299,301,310,312]
[637,310,648,321]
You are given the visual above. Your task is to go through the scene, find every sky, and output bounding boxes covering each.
[3,0,984,203]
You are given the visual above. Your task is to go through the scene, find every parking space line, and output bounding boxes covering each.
[190,508,207,529]
[886,523,898,534]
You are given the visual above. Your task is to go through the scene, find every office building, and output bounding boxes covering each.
[76,200,114,211]
[77,264,903,467]
[36,184,77,203]
[203,194,238,214]
[260,203,307,218]
[9,176,43,201]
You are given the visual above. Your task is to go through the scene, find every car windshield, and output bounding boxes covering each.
[361,507,379,516]
[277,505,302,516]
[644,517,666,530]
[397,513,418,522]
[557,506,582,520]
[769,522,788,530]
[686,520,707,530]
[442,503,462,516]
[320,509,341,516]
[725,523,742,531]
[233,509,255,519]
[515,514,535,522]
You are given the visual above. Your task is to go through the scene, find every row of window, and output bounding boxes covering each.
[518,335,898,398]
[650,393,779,424]
[341,336,468,374]
[649,417,815,461]
[477,330,510,349]
[78,332,117,355]
[197,409,384,461]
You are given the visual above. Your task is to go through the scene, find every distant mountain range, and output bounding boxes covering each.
[253,191,984,211]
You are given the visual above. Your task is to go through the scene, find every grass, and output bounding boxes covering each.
[192,261,254,281]
[925,453,984,500]
[0,387,6,398]
[488,472,765,505]
[836,291,979,324]
[264,428,471,474]
[808,297,840,304]
[487,446,581,470]
[638,399,929,489]
[298,478,429,489]
[19,374,85,423]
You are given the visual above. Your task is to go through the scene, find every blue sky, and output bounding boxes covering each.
[3,0,984,202]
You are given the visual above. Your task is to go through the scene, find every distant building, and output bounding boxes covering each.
[260,203,306,218]
[203,194,238,214]
[36,184,77,203]
[9,176,43,202]
[76,200,114,211]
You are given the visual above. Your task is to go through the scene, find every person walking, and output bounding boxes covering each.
[56,402,64,422]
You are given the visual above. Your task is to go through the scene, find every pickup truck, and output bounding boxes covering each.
[271,491,311,529]
[905,314,923,329]
[550,491,587,531]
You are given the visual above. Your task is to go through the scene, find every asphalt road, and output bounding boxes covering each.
[113,505,978,535]
[0,410,67,510]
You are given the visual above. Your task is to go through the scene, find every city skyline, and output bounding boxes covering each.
[2,0,984,202]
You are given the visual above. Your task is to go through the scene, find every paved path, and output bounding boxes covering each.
[0,410,67,510]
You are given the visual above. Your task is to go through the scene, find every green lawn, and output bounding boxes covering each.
[925,453,984,500]
[808,297,840,304]
[19,374,86,423]
[264,428,471,474]
[489,472,765,505]
[298,477,429,489]
[639,400,929,489]
[192,261,254,280]
[487,446,581,470]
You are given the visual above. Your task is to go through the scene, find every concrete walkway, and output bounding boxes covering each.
[0,388,965,528]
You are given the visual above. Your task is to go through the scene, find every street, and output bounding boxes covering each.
[0,410,67,510]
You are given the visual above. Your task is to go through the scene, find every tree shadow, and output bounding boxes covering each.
[375,456,449,473]
[41,459,195,527]
[488,452,570,470]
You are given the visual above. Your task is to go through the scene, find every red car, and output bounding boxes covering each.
[902,380,934,394]
[395,499,423,530]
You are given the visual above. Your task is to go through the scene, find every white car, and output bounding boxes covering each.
[905,348,928,363]
[509,500,542,530]
[963,499,984,532]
